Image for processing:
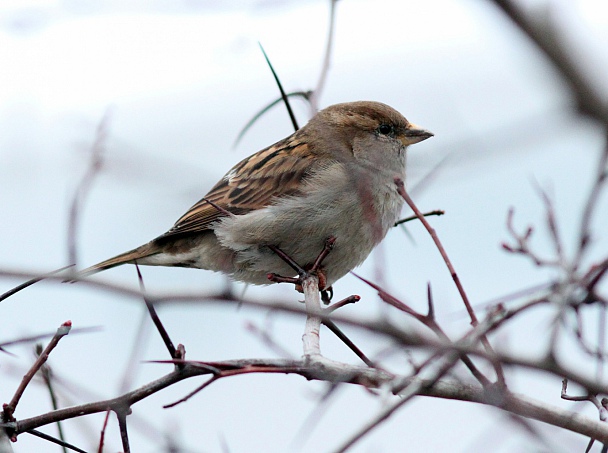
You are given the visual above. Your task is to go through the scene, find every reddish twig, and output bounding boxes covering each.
[311,237,336,273]
[97,410,111,453]
[394,178,506,387]
[502,207,559,267]
[584,257,608,294]
[163,376,219,409]
[351,272,491,387]
[5,352,608,446]
[267,246,306,275]
[324,295,360,314]
[3,321,72,423]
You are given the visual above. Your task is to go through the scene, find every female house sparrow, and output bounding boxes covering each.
[84,101,432,287]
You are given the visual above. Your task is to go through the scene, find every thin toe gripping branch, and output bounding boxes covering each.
[267,236,336,290]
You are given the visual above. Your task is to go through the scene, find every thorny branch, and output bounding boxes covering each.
[394,177,507,387]
[4,354,608,446]
[1,266,608,447]
[352,272,491,388]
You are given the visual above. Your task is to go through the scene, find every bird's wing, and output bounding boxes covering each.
[157,135,318,240]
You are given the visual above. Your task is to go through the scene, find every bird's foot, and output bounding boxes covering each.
[267,236,336,304]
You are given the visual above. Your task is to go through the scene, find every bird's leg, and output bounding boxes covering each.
[267,244,307,290]
[308,236,336,304]
[267,236,336,303]
[267,245,307,276]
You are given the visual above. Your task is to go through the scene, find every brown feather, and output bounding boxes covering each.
[156,134,317,240]
[81,243,160,274]
[82,132,320,276]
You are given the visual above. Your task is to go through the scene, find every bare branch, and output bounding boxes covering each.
[394,209,445,227]
[309,0,338,112]
[394,178,506,387]
[3,321,72,422]
[258,43,299,132]
[134,264,180,361]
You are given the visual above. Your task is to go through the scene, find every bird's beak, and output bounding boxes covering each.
[400,123,434,145]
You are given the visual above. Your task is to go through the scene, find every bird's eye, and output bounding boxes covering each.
[377,124,393,135]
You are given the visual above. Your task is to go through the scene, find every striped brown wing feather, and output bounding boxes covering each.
[157,136,317,240]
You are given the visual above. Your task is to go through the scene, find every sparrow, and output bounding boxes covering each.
[83,101,433,288]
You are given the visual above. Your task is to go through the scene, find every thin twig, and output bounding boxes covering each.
[97,410,111,453]
[333,350,462,453]
[233,91,312,148]
[67,112,111,268]
[25,429,86,453]
[394,209,445,227]
[502,207,559,267]
[3,321,72,421]
[323,320,375,367]
[573,133,608,270]
[561,378,600,407]
[351,272,491,387]
[536,186,565,266]
[394,178,506,387]
[309,0,338,113]
[258,43,299,132]
[0,326,100,351]
[0,264,74,303]
[323,295,360,314]
[36,344,67,453]
[134,264,179,361]
[163,376,219,409]
[245,321,296,359]
[6,351,608,444]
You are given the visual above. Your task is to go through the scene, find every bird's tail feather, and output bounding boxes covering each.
[79,243,159,277]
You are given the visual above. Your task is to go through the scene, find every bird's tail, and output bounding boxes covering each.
[79,243,160,277]
[0,243,161,301]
